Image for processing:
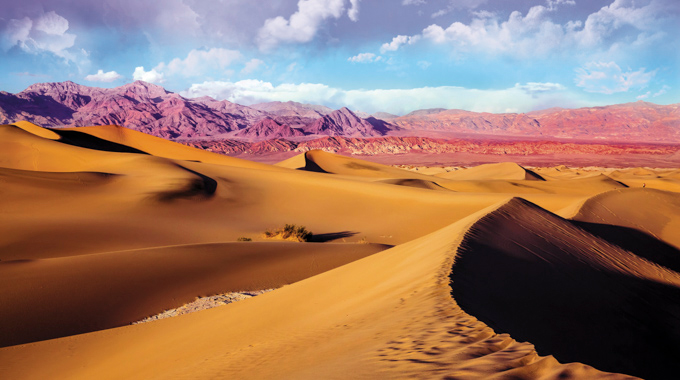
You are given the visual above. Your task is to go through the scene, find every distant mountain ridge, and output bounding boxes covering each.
[0,81,678,143]
[0,81,394,140]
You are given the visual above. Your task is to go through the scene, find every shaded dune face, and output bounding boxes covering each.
[451,198,680,379]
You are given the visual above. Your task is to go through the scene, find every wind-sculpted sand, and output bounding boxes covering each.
[1,122,679,379]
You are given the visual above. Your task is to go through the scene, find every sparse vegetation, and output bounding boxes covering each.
[263,224,313,242]
[237,237,252,242]
[357,236,369,244]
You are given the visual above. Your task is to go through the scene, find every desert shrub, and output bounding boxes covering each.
[264,224,312,242]
[237,237,252,242]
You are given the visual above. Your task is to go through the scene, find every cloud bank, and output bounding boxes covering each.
[181,79,570,115]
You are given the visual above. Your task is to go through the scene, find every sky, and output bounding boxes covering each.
[0,0,678,115]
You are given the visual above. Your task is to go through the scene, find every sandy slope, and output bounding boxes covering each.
[0,201,627,380]
[0,242,387,347]
[573,188,680,249]
[1,122,678,379]
[434,162,544,181]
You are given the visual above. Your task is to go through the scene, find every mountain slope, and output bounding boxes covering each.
[234,117,306,140]
[0,81,266,140]
[305,107,396,137]
[0,81,678,143]
[393,101,680,142]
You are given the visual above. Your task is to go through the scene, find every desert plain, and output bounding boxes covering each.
[1,120,680,379]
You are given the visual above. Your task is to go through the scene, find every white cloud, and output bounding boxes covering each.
[546,0,575,11]
[515,82,565,97]
[402,0,426,5]
[241,58,265,75]
[574,61,655,94]
[348,52,381,63]
[133,66,165,84]
[636,91,650,100]
[181,80,579,115]
[382,0,667,58]
[1,11,77,61]
[653,85,670,97]
[380,35,420,54]
[85,69,122,82]
[256,0,347,50]
[348,0,361,22]
[155,48,242,77]
[1,17,32,51]
[574,0,663,47]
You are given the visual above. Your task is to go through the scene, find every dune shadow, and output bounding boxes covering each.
[154,165,217,202]
[573,220,680,273]
[50,129,149,155]
[450,199,680,379]
[524,168,545,181]
[308,231,358,242]
[302,152,329,173]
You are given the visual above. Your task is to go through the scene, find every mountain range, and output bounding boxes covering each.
[0,81,678,144]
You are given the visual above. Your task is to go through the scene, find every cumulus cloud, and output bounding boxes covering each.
[382,0,667,58]
[241,58,265,75]
[348,0,361,22]
[133,66,165,84]
[85,69,122,82]
[1,11,77,61]
[380,35,420,54]
[574,0,663,47]
[155,48,242,77]
[348,52,381,63]
[181,80,578,115]
[574,61,655,94]
[256,0,348,50]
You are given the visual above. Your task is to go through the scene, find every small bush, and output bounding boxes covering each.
[263,224,313,242]
[237,237,252,242]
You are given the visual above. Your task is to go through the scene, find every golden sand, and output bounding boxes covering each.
[1,122,678,379]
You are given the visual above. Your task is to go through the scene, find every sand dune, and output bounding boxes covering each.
[274,151,307,169]
[435,162,544,181]
[1,122,678,379]
[302,149,439,180]
[453,198,680,379]
[0,202,625,379]
[573,188,680,249]
[0,242,387,347]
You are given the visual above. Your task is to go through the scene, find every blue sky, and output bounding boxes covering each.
[0,0,677,114]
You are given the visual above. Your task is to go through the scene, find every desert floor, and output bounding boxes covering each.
[1,122,680,379]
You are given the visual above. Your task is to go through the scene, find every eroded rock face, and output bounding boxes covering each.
[0,81,267,140]
[392,101,680,143]
[305,107,397,137]
[234,117,306,141]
